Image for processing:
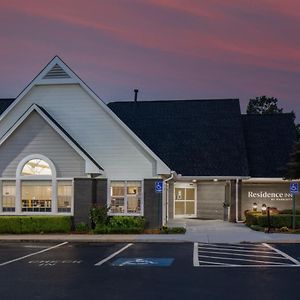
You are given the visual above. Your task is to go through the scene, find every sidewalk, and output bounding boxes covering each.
[0,220,300,243]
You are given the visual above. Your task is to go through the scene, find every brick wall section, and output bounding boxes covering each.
[144,179,163,229]
[95,179,107,206]
[73,178,93,225]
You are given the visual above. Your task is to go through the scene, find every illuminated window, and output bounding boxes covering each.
[109,181,142,215]
[21,181,52,212]
[21,159,52,176]
[2,181,16,212]
[57,181,72,213]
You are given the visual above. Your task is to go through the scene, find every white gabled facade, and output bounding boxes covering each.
[0,56,170,179]
[0,57,169,226]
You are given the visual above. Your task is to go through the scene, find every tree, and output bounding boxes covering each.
[247,95,300,141]
[246,95,283,114]
[286,142,300,179]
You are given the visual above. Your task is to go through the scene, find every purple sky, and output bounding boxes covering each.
[0,0,299,119]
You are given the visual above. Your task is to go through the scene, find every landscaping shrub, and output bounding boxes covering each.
[0,216,72,233]
[0,217,22,234]
[278,209,300,215]
[108,216,146,229]
[89,205,109,228]
[161,226,186,234]
[245,211,300,229]
[244,210,261,226]
[94,216,146,234]
[75,222,90,233]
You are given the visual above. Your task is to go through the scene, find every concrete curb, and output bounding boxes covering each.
[1,234,300,244]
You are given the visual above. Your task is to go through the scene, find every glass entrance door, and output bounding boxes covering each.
[174,184,196,217]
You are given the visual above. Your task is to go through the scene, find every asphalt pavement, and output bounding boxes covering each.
[0,242,300,300]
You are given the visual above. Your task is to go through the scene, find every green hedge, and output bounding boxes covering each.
[245,211,300,229]
[161,226,186,234]
[94,216,146,234]
[278,209,300,215]
[0,216,72,233]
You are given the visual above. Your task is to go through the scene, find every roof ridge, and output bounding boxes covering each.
[108,98,240,104]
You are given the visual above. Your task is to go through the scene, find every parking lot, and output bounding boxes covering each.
[0,241,300,299]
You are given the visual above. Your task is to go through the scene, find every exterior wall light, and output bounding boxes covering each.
[252,203,257,212]
[192,179,197,183]
[213,179,218,182]
[261,204,267,214]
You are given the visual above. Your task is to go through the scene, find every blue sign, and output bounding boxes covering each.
[290,182,299,194]
[112,258,174,267]
[155,181,163,193]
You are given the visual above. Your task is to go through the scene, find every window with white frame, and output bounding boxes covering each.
[57,181,72,213]
[109,181,142,215]
[21,181,52,212]
[0,155,73,214]
[2,181,16,212]
[21,159,52,176]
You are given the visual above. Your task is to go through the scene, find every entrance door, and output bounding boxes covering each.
[174,183,197,218]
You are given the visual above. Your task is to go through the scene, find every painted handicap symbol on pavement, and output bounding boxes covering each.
[112,258,174,267]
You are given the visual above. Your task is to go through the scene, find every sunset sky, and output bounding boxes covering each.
[0,0,299,119]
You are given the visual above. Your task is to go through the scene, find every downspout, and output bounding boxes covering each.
[235,178,243,222]
[163,171,175,226]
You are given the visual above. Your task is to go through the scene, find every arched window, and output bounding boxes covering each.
[18,156,56,213]
[0,155,73,214]
[21,159,52,176]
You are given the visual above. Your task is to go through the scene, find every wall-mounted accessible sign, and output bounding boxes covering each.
[155,181,163,193]
[290,182,299,194]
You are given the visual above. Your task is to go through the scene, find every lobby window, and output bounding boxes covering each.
[57,181,72,213]
[21,181,52,212]
[2,181,16,212]
[109,181,142,215]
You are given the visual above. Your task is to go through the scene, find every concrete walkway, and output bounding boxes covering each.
[0,220,300,243]
[168,219,300,243]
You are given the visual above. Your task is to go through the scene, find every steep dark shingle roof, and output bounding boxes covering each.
[0,99,15,115]
[242,113,296,178]
[108,99,249,176]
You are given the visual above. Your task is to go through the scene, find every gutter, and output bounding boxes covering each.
[235,178,244,223]
[163,171,176,226]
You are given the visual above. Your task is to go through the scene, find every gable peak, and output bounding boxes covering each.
[43,63,71,79]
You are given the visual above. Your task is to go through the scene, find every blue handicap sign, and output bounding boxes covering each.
[112,258,174,267]
[155,181,163,193]
[290,182,299,194]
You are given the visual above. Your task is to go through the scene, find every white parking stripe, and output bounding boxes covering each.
[198,249,290,260]
[193,243,199,267]
[198,243,274,251]
[198,245,279,255]
[0,242,68,267]
[195,264,299,268]
[198,260,238,266]
[95,243,133,266]
[197,254,287,265]
[263,243,300,265]
[199,242,261,248]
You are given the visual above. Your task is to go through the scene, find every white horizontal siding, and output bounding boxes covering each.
[0,111,85,177]
[0,85,156,179]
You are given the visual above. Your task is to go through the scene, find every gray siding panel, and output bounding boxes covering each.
[197,182,226,220]
[0,111,85,177]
